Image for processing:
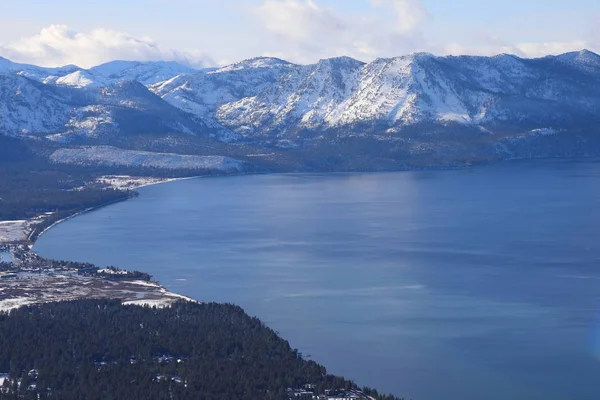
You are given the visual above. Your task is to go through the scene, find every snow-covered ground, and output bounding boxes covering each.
[51,146,245,171]
[0,221,28,243]
[0,214,54,245]
[122,299,175,308]
[95,175,198,190]
[0,271,196,312]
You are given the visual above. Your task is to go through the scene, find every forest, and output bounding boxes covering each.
[0,300,402,400]
[0,135,128,223]
[0,135,221,224]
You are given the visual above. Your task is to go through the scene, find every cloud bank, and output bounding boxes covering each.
[252,0,597,63]
[0,25,214,68]
[253,0,430,62]
[0,1,597,68]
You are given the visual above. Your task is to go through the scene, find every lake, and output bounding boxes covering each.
[0,251,12,263]
[35,160,600,400]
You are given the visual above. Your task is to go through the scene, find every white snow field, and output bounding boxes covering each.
[0,272,196,312]
[50,146,245,171]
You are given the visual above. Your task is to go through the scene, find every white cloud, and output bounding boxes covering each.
[252,0,429,63]
[442,39,594,58]
[0,25,214,68]
[256,0,346,41]
[0,6,596,70]
[515,41,590,58]
[250,0,597,63]
[372,0,429,34]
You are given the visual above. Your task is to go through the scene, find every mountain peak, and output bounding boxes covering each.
[215,57,294,73]
[411,52,436,58]
[90,60,196,85]
[316,56,365,68]
[556,49,600,62]
[51,70,109,88]
[577,49,599,56]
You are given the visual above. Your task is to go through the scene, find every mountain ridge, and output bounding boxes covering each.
[2,50,600,170]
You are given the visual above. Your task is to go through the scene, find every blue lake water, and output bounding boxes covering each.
[35,160,600,400]
[0,251,13,263]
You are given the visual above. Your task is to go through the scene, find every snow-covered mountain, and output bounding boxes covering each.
[149,57,295,138]
[90,60,196,85]
[0,58,209,141]
[0,70,205,141]
[0,57,198,85]
[43,70,111,88]
[150,50,600,143]
[2,51,600,168]
[0,74,71,134]
[0,56,81,82]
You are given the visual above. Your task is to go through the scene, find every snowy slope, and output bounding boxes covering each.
[0,56,80,82]
[50,146,245,171]
[149,57,296,133]
[0,57,197,87]
[90,60,197,85]
[217,57,365,135]
[0,71,206,140]
[552,49,600,73]
[150,50,600,142]
[45,70,111,88]
[2,50,600,155]
[0,74,71,134]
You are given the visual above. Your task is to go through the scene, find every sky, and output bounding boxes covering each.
[0,0,598,68]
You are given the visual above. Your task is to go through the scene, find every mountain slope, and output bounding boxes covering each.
[2,51,600,169]
[90,60,197,85]
[0,74,71,134]
[152,50,600,143]
[0,56,80,82]
[149,57,295,140]
[0,72,208,141]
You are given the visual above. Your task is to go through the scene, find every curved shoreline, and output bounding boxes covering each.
[30,197,128,245]
[1,175,219,312]
[31,175,206,245]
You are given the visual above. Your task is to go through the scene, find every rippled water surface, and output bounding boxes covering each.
[36,160,600,400]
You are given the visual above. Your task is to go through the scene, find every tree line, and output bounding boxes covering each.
[0,300,402,400]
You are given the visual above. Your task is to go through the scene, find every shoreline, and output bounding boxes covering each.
[0,175,212,312]
[30,198,127,245]
[31,175,205,245]
[31,170,264,246]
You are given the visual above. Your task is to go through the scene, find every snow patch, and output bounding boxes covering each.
[50,146,245,171]
[528,128,557,136]
[0,221,30,243]
[122,299,174,308]
[0,272,198,312]
[0,297,34,312]
[51,70,110,88]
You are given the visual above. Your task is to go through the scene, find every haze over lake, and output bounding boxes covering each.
[36,160,600,400]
